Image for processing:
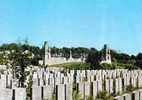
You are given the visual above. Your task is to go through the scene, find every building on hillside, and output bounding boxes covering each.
[39,41,84,66]
[100,44,111,64]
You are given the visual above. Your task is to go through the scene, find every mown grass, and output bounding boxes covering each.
[49,62,91,70]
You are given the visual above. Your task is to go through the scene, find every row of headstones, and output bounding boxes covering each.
[77,80,120,100]
[32,66,64,73]
[104,77,142,96]
[2,67,142,79]
[31,85,54,100]
[32,70,123,85]
[31,84,72,100]
[0,69,142,87]
[32,76,74,87]
[1,80,141,100]
[0,88,26,100]
[1,69,142,88]
[31,75,142,94]
[77,70,142,82]
[0,85,55,100]
[55,80,138,100]
[0,74,19,89]
[32,69,142,83]
[32,71,74,80]
[76,78,142,100]
[31,82,99,100]
[114,89,142,100]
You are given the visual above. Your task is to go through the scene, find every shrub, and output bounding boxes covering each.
[98,63,113,70]
[82,77,87,82]
[97,90,107,99]
[52,94,56,100]
[126,84,133,92]
[86,96,94,100]
[73,91,82,100]
[26,75,33,96]
[72,80,76,90]
[96,90,113,100]
[0,69,4,74]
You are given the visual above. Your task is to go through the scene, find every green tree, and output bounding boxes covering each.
[86,51,100,69]
[136,53,142,69]
[9,49,32,87]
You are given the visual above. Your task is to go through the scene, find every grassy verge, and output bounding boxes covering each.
[49,62,91,70]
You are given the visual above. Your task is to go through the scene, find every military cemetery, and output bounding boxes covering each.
[0,0,141,100]
[0,41,141,100]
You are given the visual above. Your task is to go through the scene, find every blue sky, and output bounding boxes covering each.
[0,0,142,55]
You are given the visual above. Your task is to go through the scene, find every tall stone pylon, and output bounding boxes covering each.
[44,41,51,66]
[69,49,73,59]
[100,44,111,64]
